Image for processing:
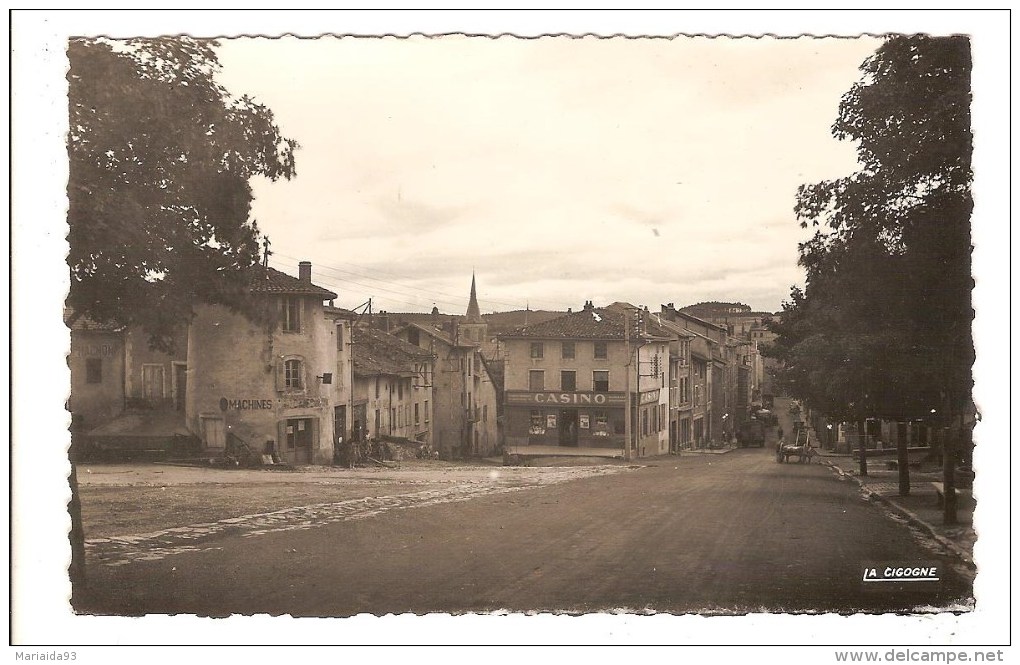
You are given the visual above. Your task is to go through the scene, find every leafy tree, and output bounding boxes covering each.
[765,36,973,518]
[67,37,298,351]
[65,36,296,598]
[791,35,972,419]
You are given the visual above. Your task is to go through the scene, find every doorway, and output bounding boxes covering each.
[200,416,226,451]
[173,363,187,411]
[285,418,314,464]
[559,410,578,446]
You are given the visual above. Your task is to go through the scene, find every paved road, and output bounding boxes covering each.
[76,449,972,616]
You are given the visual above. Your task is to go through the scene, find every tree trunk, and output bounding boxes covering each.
[858,417,868,476]
[897,430,910,496]
[942,414,958,525]
[68,462,86,604]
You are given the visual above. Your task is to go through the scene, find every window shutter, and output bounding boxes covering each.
[277,420,287,454]
[276,358,285,392]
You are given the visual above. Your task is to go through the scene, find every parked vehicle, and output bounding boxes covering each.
[737,419,766,447]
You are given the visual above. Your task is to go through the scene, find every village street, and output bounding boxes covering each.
[75,447,973,617]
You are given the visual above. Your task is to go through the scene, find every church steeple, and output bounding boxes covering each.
[466,271,482,323]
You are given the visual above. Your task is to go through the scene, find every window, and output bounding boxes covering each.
[529,370,545,392]
[593,370,609,392]
[642,408,649,436]
[561,342,575,359]
[560,370,576,392]
[408,328,420,347]
[285,359,303,390]
[391,407,396,432]
[375,378,380,399]
[336,323,344,351]
[415,403,420,425]
[483,405,488,422]
[594,342,608,359]
[85,358,102,384]
[398,381,404,400]
[282,297,301,333]
[530,342,544,359]
[660,404,667,431]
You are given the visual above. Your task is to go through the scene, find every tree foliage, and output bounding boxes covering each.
[67,37,298,350]
[766,36,973,422]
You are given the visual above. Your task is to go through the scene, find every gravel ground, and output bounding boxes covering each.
[76,460,631,538]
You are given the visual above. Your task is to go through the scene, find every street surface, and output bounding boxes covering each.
[76,448,973,616]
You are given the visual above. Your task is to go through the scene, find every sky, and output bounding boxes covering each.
[213,35,882,315]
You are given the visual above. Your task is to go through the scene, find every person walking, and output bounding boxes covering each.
[776,435,786,463]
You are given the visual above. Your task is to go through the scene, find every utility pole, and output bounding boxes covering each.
[624,308,632,462]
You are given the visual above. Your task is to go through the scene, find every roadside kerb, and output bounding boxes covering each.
[820,458,975,571]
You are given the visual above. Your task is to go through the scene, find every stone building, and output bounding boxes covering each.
[66,312,126,432]
[351,326,433,446]
[499,301,670,458]
[383,276,498,459]
[66,311,191,458]
[185,262,343,465]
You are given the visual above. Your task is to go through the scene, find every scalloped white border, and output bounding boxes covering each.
[9,8,1012,655]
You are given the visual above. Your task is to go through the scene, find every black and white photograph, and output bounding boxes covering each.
[9,9,1011,656]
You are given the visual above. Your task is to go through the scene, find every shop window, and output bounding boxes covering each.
[529,410,544,434]
[85,358,102,384]
[529,370,545,392]
[594,342,608,359]
[561,370,576,392]
[593,410,609,438]
[282,297,301,333]
[530,342,544,359]
[561,342,575,359]
[593,370,609,392]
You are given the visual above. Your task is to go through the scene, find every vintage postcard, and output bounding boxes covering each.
[10,9,1010,656]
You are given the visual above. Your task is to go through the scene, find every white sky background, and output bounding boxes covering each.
[213,36,881,314]
[9,8,1013,654]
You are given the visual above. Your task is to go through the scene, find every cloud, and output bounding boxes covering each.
[217,35,881,315]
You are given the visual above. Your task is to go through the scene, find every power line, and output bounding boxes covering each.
[279,254,545,311]
[267,259,442,311]
[271,252,575,311]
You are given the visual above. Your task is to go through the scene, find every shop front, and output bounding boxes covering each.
[504,390,626,449]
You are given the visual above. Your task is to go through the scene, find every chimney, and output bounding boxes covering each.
[299,261,312,283]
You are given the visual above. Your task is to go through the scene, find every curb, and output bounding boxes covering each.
[821,460,976,572]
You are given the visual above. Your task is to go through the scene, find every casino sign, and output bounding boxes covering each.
[505,391,627,407]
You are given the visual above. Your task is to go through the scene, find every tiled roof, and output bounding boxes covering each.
[251,267,337,300]
[352,327,431,378]
[500,307,629,340]
[648,314,695,339]
[64,308,125,332]
[324,305,358,320]
[392,321,458,348]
